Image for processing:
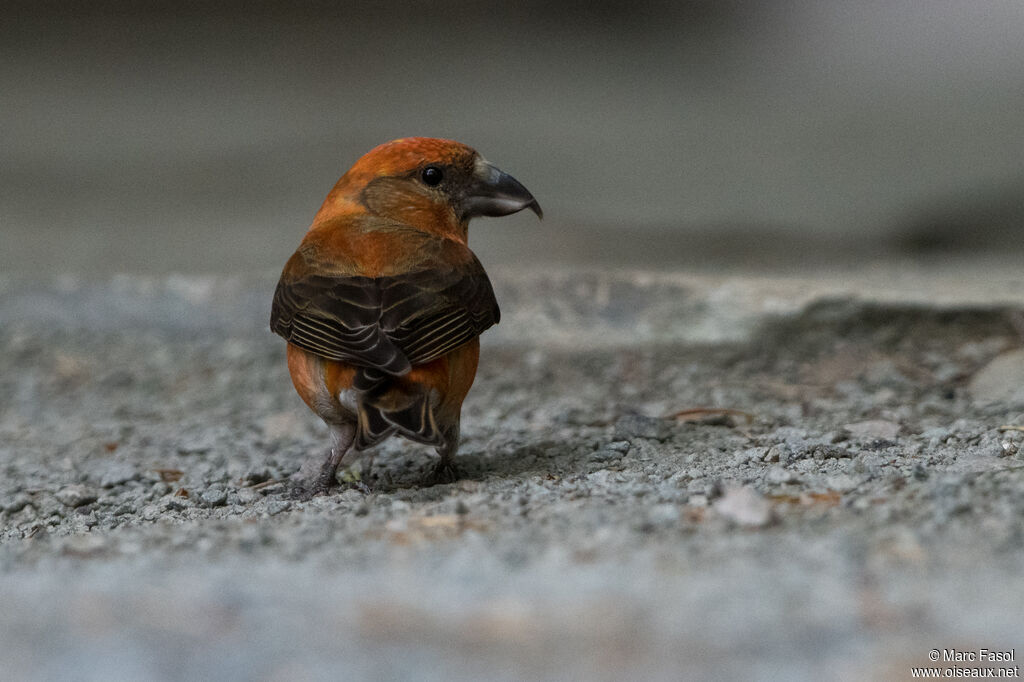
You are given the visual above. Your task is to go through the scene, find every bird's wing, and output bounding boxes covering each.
[379,259,500,366]
[270,256,499,374]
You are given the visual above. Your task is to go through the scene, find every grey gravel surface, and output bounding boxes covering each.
[3,269,1024,681]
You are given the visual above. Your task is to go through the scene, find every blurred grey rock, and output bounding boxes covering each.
[200,488,228,508]
[765,466,798,484]
[589,449,621,463]
[843,420,900,441]
[266,500,291,516]
[4,493,32,513]
[54,485,97,508]
[614,415,670,441]
[825,474,860,493]
[713,486,772,527]
[969,349,1024,404]
[95,462,139,488]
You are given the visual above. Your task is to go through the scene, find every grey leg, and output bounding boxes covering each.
[290,422,356,499]
[426,422,462,485]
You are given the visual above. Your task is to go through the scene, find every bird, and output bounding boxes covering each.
[270,137,541,496]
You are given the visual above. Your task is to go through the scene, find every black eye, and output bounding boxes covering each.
[421,166,443,186]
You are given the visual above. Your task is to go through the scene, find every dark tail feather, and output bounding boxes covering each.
[354,393,446,450]
[355,399,396,449]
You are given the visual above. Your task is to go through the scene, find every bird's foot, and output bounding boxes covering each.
[288,469,335,501]
[424,459,462,486]
[288,447,344,500]
[289,460,373,500]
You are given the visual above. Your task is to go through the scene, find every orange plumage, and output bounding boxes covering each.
[271,138,541,495]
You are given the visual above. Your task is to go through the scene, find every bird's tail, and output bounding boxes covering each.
[352,368,446,450]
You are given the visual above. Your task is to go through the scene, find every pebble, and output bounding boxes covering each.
[765,466,798,484]
[236,488,260,504]
[614,414,670,441]
[589,448,621,462]
[177,433,216,455]
[968,349,1024,403]
[95,462,139,488]
[200,488,228,507]
[713,486,773,527]
[161,497,190,512]
[843,420,900,441]
[5,493,32,513]
[266,500,291,516]
[55,485,98,508]
[646,503,680,526]
[824,474,860,493]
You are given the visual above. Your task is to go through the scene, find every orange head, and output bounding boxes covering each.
[317,137,542,238]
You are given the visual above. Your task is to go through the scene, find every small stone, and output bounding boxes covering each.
[95,462,139,488]
[713,486,772,527]
[589,449,620,462]
[763,446,781,463]
[812,445,853,460]
[236,488,260,504]
[55,485,98,508]
[266,500,291,515]
[765,466,797,484]
[113,502,137,515]
[736,447,767,463]
[825,474,860,492]
[921,425,953,442]
[4,493,32,513]
[977,441,1007,459]
[607,441,631,453]
[335,489,363,506]
[161,496,190,512]
[177,433,216,455]
[969,349,1024,404]
[241,468,273,486]
[646,503,679,526]
[200,488,228,507]
[843,420,901,441]
[614,414,670,441]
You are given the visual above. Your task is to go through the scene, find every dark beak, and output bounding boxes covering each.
[464,158,543,220]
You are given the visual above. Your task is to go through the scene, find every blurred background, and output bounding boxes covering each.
[3,0,1022,275]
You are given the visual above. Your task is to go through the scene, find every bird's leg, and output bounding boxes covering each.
[426,423,462,485]
[290,422,356,499]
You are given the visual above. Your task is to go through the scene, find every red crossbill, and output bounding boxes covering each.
[271,137,541,496]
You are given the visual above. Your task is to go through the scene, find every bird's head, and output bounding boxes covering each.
[321,137,542,239]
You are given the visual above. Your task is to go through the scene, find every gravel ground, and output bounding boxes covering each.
[2,268,1024,681]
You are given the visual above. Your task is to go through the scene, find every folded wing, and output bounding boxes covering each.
[270,257,500,376]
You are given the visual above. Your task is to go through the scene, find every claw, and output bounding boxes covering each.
[425,460,461,486]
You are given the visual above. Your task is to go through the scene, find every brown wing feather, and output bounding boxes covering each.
[271,274,411,375]
[379,260,499,365]
[270,257,499,376]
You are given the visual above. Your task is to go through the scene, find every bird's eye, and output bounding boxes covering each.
[421,166,444,186]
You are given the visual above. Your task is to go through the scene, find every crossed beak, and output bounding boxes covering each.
[463,158,543,220]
